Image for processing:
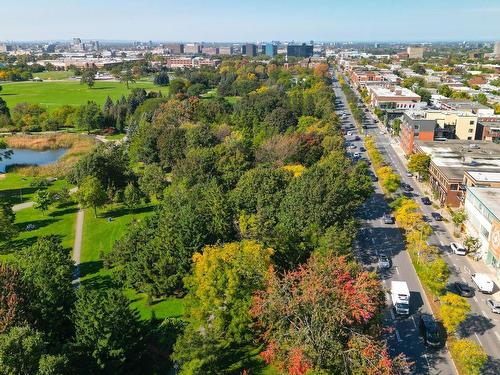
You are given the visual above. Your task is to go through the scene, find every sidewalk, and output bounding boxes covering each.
[387,135,500,293]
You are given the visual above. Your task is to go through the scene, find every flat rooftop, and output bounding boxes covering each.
[369,85,420,99]
[467,187,500,220]
[415,140,500,181]
[465,171,500,183]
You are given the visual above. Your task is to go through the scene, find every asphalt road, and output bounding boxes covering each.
[334,69,500,374]
[332,73,456,374]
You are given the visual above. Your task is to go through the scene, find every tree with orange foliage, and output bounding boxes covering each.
[252,255,410,374]
[313,63,330,79]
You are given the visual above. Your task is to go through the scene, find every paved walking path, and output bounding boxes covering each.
[72,207,84,286]
[13,201,34,211]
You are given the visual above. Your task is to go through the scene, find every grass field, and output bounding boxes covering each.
[0,202,78,262]
[0,173,73,204]
[78,203,184,320]
[0,80,158,110]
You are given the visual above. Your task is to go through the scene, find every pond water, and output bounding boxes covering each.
[0,148,67,173]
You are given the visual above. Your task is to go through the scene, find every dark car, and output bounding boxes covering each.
[360,146,366,152]
[419,314,441,347]
[354,136,361,141]
[370,174,378,182]
[450,282,474,298]
[402,183,413,192]
[431,212,443,221]
[421,197,432,205]
[383,214,394,224]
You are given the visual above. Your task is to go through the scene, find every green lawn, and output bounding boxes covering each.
[0,173,73,205]
[0,80,158,111]
[79,203,183,320]
[0,202,78,261]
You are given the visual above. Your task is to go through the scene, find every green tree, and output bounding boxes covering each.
[474,93,488,105]
[438,85,453,97]
[408,153,431,179]
[123,182,142,210]
[19,236,74,341]
[392,118,401,136]
[33,190,52,214]
[0,201,17,243]
[153,71,170,86]
[173,241,273,373]
[0,263,23,333]
[119,69,136,89]
[37,354,70,375]
[138,163,167,200]
[80,68,96,88]
[464,235,481,255]
[73,287,145,373]
[74,101,104,133]
[0,326,46,375]
[76,176,107,217]
[451,208,467,234]
[186,83,205,97]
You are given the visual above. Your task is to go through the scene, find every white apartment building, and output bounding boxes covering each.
[464,186,500,280]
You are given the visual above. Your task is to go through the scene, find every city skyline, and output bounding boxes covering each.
[2,0,500,42]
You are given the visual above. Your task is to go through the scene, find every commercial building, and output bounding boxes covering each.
[407,46,424,59]
[477,120,500,142]
[424,110,479,140]
[367,85,421,109]
[165,43,184,54]
[415,140,500,206]
[349,69,384,88]
[184,43,201,54]
[265,43,277,57]
[202,47,219,55]
[400,111,436,155]
[464,187,500,280]
[243,43,257,57]
[286,43,313,57]
[218,46,233,55]
[436,98,494,116]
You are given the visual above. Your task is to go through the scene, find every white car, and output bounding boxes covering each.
[347,131,353,136]
[353,152,360,158]
[451,242,466,256]
[472,273,495,294]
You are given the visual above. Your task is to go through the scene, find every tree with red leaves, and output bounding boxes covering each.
[251,255,410,374]
[0,263,23,333]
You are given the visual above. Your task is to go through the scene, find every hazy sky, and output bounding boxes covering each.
[2,0,500,42]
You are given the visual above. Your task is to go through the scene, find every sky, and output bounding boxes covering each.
[1,0,500,42]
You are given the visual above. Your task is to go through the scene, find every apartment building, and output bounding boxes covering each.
[367,85,421,109]
[464,187,500,278]
[436,98,495,116]
[164,43,184,54]
[218,46,233,55]
[415,140,500,207]
[400,111,436,155]
[425,110,479,140]
[184,43,201,54]
[202,47,219,55]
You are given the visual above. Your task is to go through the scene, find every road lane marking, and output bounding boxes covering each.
[423,354,430,368]
[395,267,400,275]
[395,328,402,342]
[495,332,500,341]
[474,333,483,346]
[473,296,478,303]
[481,310,488,318]
[411,315,417,329]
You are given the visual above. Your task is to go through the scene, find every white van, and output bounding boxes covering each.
[471,273,495,294]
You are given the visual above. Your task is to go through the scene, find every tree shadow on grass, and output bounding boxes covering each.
[15,217,58,232]
[103,204,156,218]
[49,206,79,217]
[79,260,104,278]
[79,272,118,291]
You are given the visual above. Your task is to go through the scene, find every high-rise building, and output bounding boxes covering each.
[0,44,13,52]
[494,41,500,58]
[184,43,201,54]
[407,46,424,59]
[286,43,313,57]
[265,43,278,57]
[218,46,233,55]
[165,43,184,54]
[244,43,257,57]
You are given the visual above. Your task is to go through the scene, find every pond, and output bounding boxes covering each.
[0,148,67,173]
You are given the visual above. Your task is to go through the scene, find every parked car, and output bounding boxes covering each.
[383,214,394,224]
[347,131,353,136]
[402,183,413,192]
[486,299,500,314]
[451,242,467,256]
[378,254,391,269]
[354,136,361,141]
[472,273,495,294]
[370,175,378,182]
[421,197,431,205]
[419,314,441,347]
[431,212,443,221]
[353,152,360,158]
[406,171,413,177]
[360,146,366,152]
[449,282,474,298]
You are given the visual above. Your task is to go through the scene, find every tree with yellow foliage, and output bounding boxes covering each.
[394,199,422,231]
[440,293,470,334]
